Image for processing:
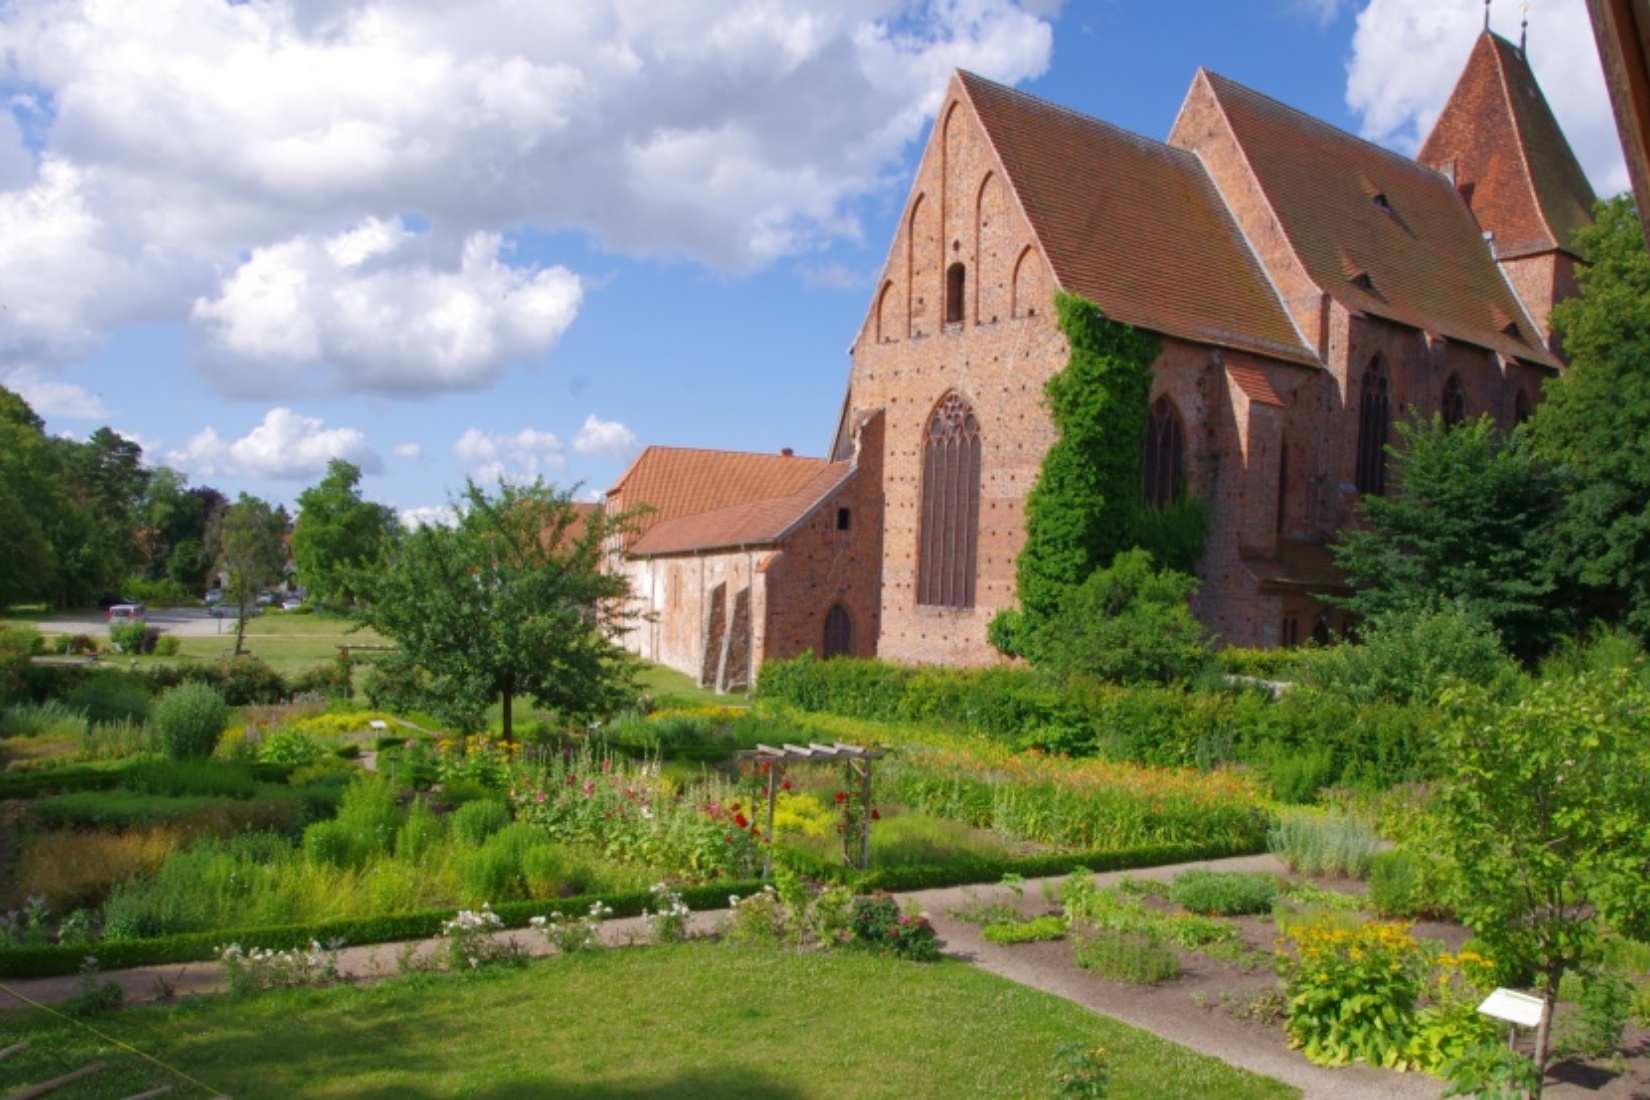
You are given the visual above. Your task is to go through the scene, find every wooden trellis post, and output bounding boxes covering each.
[736,741,884,877]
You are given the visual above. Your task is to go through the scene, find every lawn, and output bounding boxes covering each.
[3,945,1298,1099]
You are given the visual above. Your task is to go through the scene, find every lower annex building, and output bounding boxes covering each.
[604,30,1598,690]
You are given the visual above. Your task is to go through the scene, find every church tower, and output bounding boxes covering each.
[1418,31,1598,352]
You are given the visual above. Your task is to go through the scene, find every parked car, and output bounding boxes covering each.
[255,592,276,606]
[107,603,145,622]
[281,598,305,611]
[204,589,223,605]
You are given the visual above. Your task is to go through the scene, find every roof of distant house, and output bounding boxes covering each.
[629,461,855,556]
[606,446,830,546]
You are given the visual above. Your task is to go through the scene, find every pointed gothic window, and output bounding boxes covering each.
[823,604,853,659]
[1141,397,1185,508]
[945,263,966,325]
[1355,358,1391,496]
[1442,375,1466,426]
[918,392,981,608]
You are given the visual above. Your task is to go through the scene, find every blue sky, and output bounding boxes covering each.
[0,0,1626,524]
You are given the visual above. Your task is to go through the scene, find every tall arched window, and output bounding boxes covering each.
[918,392,981,608]
[945,263,966,324]
[1355,358,1391,496]
[1514,389,1532,425]
[1442,374,1466,426]
[1141,397,1184,507]
[822,604,852,659]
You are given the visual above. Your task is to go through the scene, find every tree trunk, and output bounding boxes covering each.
[233,603,248,657]
[1531,972,1561,1099]
[500,671,514,744]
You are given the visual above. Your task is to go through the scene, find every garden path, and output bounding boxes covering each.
[6,853,1636,1100]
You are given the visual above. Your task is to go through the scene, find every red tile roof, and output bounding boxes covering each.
[628,462,855,556]
[1418,33,1596,260]
[957,72,1317,367]
[1197,70,1557,367]
[1226,362,1284,407]
[606,446,829,546]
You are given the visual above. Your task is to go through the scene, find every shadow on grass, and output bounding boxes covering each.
[337,1072,806,1100]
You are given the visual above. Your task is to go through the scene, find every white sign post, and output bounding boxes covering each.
[1478,988,1546,1050]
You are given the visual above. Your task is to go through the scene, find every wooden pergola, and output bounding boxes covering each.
[736,742,885,876]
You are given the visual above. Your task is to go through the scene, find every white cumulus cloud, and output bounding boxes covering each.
[167,407,382,480]
[191,218,582,397]
[392,441,425,460]
[1346,0,1627,195]
[572,414,641,461]
[0,0,1054,379]
[400,504,459,529]
[454,426,566,483]
[1,367,108,420]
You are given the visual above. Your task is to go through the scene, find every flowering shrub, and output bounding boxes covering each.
[1050,1043,1110,1099]
[436,735,515,789]
[442,904,526,970]
[1277,920,1423,1069]
[257,729,329,766]
[849,893,939,962]
[509,745,762,881]
[531,901,613,954]
[884,738,1267,851]
[643,883,692,944]
[723,886,789,948]
[216,938,345,994]
[1407,950,1502,1074]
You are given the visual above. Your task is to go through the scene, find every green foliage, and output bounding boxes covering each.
[153,682,228,760]
[1333,414,1566,660]
[64,674,150,727]
[1428,668,1650,1073]
[1166,871,1277,916]
[1294,602,1517,706]
[1128,495,1208,577]
[1366,849,1439,920]
[1267,810,1379,879]
[209,493,289,656]
[1050,1043,1112,1100]
[1277,920,1422,1069]
[1266,746,1336,805]
[291,459,398,606]
[123,758,258,799]
[216,655,289,706]
[1030,549,1208,685]
[1074,926,1181,984]
[1532,195,1650,634]
[364,479,638,739]
[256,729,328,766]
[1,698,87,738]
[451,799,512,846]
[1015,294,1161,628]
[981,915,1066,945]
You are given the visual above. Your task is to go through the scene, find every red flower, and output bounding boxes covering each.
[870,808,881,821]
[730,801,740,813]
[781,780,791,792]
[835,791,847,804]
[734,813,749,828]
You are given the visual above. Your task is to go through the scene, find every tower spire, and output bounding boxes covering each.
[1484,0,1492,32]
[1519,3,1529,56]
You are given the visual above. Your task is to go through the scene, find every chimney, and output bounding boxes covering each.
[781,447,794,457]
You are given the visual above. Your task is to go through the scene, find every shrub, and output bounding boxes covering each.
[1166,870,1277,916]
[153,683,229,761]
[66,674,151,728]
[981,916,1066,945]
[257,729,328,766]
[1294,603,1516,707]
[1367,849,1436,919]
[123,759,257,799]
[1267,747,1336,805]
[1277,919,1422,1069]
[1074,926,1181,983]
[451,799,512,847]
[849,893,939,961]
[153,635,181,658]
[0,625,45,658]
[217,655,289,706]
[1030,550,1209,685]
[1267,809,1379,879]
[2,699,88,739]
[395,799,445,864]
[109,620,161,655]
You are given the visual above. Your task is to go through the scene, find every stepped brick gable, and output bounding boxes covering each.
[610,33,1595,688]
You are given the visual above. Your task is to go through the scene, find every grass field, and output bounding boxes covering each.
[3,946,1297,1099]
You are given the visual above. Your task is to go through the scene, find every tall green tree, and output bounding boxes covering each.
[292,459,398,606]
[1530,195,1650,633]
[209,494,290,655]
[1429,670,1650,1091]
[364,480,635,740]
[0,387,61,610]
[140,468,226,588]
[1332,414,1566,661]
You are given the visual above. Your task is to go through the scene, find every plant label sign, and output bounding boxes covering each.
[1477,988,1545,1028]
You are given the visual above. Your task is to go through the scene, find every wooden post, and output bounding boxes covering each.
[859,757,872,871]
[763,759,779,879]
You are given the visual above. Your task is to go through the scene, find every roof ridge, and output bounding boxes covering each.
[1484,34,1556,247]
[958,69,1197,166]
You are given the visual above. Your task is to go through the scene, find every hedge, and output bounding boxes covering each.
[0,834,1268,978]
[0,760,294,800]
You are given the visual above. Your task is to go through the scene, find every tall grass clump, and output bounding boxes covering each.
[153,683,228,760]
[65,675,151,728]
[1167,870,1278,916]
[1267,809,1379,879]
[451,799,512,846]
[2,699,88,739]
[78,716,159,760]
[123,758,259,799]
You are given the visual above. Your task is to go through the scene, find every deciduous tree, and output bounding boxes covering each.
[364,480,636,740]
[209,494,290,655]
[292,459,398,606]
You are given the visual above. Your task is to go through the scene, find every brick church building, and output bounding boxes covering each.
[606,30,1596,689]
